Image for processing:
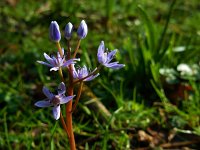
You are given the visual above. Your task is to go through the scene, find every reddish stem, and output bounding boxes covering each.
[66,39,76,150]
[71,81,83,112]
[66,70,76,150]
[56,40,76,149]
[60,112,70,137]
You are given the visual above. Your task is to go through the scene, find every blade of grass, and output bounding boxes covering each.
[4,113,12,150]
[137,5,156,53]
[50,121,58,145]
[157,0,177,58]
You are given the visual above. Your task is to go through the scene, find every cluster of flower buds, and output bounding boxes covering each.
[49,20,88,42]
[35,20,125,120]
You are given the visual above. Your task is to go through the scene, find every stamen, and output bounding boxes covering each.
[57,88,62,92]
[51,96,60,105]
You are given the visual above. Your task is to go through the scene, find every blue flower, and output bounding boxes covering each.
[77,20,88,39]
[49,21,61,42]
[72,65,99,81]
[97,41,125,69]
[64,22,73,40]
[37,49,80,71]
[34,82,75,120]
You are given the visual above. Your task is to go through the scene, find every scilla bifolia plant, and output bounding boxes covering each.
[34,20,125,149]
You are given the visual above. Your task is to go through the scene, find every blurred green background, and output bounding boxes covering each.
[0,0,200,149]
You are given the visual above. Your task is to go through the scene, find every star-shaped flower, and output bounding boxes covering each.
[97,41,125,69]
[72,65,99,81]
[37,49,80,71]
[34,82,75,120]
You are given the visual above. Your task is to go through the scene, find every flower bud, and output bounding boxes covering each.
[64,22,73,40]
[77,20,88,39]
[49,21,61,42]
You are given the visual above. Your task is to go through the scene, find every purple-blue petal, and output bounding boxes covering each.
[51,56,58,65]
[58,82,66,95]
[71,64,78,79]
[78,65,88,79]
[49,21,61,42]
[44,53,54,65]
[37,61,53,67]
[106,50,117,63]
[105,62,125,69]
[97,41,105,54]
[84,73,100,81]
[34,100,52,107]
[60,95,75,104]
[52,105,60,120]
[43,87,54,100]
[62,59,77,67]
[97,41,106,64]
[57,49,65,59]
[64,22,73,39]
[77,20,88,39]
[57,56,65,66]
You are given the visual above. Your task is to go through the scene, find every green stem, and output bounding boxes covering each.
[73,39,81,58]
[4,113,12,150]
[56,42,64,58]
[58,68,65,82]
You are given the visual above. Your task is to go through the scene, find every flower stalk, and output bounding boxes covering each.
[58,68,65,82]
[67,40,71,60]
[34,20,124,150]
[73,39,81,58]
[66,76,75,150]
[60,112,70,137]
[56,42,64,57]
[72,81,83,112]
